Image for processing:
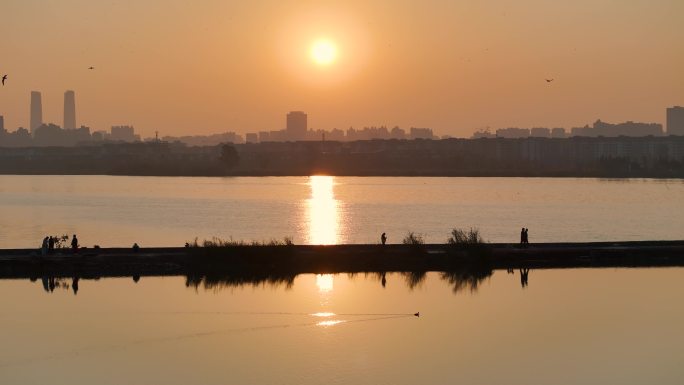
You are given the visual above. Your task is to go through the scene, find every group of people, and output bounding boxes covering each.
[40,234,79,255]
[520,228,530,246]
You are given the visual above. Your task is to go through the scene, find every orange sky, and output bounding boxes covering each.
[1,0,682,138]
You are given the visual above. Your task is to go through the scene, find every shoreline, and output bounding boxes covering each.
[1,241,683,280]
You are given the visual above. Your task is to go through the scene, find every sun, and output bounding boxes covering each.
[310,39,337,66]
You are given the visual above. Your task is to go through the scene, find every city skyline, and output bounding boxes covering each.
[2,89,683,141]
[0,1,682,138]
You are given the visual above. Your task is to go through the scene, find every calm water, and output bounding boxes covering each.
[1,175,683,248]
[0,268,682,384]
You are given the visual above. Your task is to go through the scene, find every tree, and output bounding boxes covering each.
[220,144,239,169]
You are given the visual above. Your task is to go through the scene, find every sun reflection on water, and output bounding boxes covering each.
[311,312,336,317]
[316,320,346,327]
[307,176,339,245]
[316,274,334,293]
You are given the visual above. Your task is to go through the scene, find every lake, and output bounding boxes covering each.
[0,268,682,384]
[1,175,683,248]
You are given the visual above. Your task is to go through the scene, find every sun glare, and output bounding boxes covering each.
[310,39,337,65]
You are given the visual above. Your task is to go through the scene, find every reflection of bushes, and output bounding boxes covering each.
[185,273,296,291]
[401,271,427,289]
[440,268,493,294]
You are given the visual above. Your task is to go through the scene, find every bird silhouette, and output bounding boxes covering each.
[1,75,7,85]
[545,78,554,83]
[88,66,95,70]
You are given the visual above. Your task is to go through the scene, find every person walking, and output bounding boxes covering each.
[71,234,79,254]
[381,232,387,245]
[41,236,49,256]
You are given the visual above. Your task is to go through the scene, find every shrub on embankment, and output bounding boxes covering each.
[186,236,296,269]
[445,227,492,268]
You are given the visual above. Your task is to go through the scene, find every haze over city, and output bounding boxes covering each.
[1,0,683,138]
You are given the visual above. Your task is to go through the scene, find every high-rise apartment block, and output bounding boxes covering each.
[286,111,307,141]
[64,90,76,130]
[667,106,684,136]
[30,91,43,133]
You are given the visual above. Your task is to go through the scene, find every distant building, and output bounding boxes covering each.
[64,90,76,130]
[110,125,138,142]
[572,120,662,137]
[472,129,495,139]
[551,127,566,138]
[30,91,43,133]
[390,126,406,139]
[496,127,530,138]
[667,106,684,136]
[530,127,551,138]
[258,131,270,142]
[245,133,258,143]
[0,115,4,132]
[286,111,307,141]
[92,130,107,141]
[410,127,434,139]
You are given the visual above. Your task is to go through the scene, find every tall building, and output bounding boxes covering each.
[667,106,684,136]
[64,90,76,130]
[286,111,307,141]
[110,125,137,142]
[30,91,43,133]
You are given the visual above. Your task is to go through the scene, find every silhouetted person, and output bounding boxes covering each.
[381,232,387,245]
[48,236,55,253]
[381,272,387,288]
[524,228,529,245]
[71,234,79,254]
[132,243,140,253]
[72,277,79,295]
[41,236,49,256]
[519,268,530,288]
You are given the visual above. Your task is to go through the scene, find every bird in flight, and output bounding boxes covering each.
[545,78,554,83]
[1,74,7,85]
[88,66,95,70]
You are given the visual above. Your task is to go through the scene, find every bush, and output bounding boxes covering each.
[189,236,294,248]
[446,227,491,262]
[447,228,484,245]
[402,232,425,245]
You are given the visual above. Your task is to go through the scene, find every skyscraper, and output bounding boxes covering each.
[286,111,307,141]
[64,90,76,130]
[666,106,684,136]
[30,91,43,133]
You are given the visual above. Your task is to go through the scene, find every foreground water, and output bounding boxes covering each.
[1,176,683,248]
[0,268,682,384]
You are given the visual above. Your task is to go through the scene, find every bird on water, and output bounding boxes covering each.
[1,74,7,85]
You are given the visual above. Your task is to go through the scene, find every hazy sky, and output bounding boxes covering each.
[1,0,683,137]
